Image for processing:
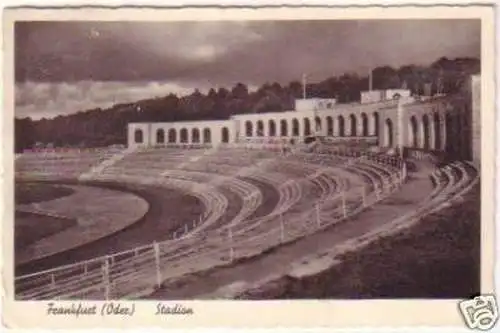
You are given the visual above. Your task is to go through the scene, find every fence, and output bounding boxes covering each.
[15,150,407,300]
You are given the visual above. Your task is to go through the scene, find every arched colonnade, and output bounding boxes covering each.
[128,120,235,147]
[128,98,467,156]
[241,112,381,139]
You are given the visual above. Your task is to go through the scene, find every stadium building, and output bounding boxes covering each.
[128,75,480,164]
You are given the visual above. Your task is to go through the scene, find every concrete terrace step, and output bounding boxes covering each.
[147,165,437,299]
[16,149,412,300]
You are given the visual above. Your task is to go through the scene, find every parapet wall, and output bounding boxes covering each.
[471,75,481,164]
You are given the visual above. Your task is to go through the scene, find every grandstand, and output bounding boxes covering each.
[13,75,480,300]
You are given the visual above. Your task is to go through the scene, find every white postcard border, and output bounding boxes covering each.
[1,5,496,329]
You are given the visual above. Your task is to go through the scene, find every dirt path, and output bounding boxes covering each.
[16,177,279,277]
[16,180,204,275]
[146,171,434,299]
[16,184,150,266]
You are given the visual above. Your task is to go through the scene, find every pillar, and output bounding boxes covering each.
[440,114,447,151]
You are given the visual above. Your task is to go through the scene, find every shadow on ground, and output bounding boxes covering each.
[238,185,480,299]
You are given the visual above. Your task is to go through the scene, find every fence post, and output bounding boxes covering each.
[103,257,110,300]
[280,213,285,243]
[315,202,321,228]
[341,192,347,218]
[153,242,162,288]
[362,185,367,207]
[228,227,234,262]
[51,274,56,287]
[375,184,381,200]
[173,231,177,239]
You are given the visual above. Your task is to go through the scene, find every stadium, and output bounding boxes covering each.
[14,73,480,301]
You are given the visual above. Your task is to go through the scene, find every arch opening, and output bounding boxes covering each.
[385,118,394,147]
[304,118,311,136]
[168,129,176,143]
[134,129,143,143]
[203,128,211,143]
[326,116,333,136]
[156,129,165,144]
[361,113,368,136]
[338,116,345,137]
[280,119,288,137]
[315,116,322,133]
[192,128,200,143]
[373,112,380,136]
[292,118,300,136]
[409,116,418,148]
[269,120,276,137]
[180,128,188,143]
[422,114,430,150]
[245,121,253,137]
[221,127,229,143]
[433,113,441,150]
[257,120,264,137]
[349,114,357,136]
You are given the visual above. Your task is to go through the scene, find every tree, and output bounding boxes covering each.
[16,56,479,148]
[231,82,249,100]
[14,117,35,152]
[287,81,303,98]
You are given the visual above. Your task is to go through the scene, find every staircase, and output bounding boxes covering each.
[162,147,219,177]
[78,148,136,181]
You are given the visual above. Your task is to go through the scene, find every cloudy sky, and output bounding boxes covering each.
[15,20,480,119]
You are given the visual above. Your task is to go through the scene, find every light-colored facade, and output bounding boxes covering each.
[128,77,479,162]
[294,98,337,112]
[128,120,236,148]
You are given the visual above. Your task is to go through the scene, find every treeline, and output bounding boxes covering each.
[15,56,479,152]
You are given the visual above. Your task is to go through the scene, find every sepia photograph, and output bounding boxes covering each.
[12,18,484,301]
[3,5,496,329]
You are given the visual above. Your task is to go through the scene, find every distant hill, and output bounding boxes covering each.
[15,57,479,152]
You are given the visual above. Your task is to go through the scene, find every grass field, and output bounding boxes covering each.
[16,180,205,275]
[15,183,75,205]
[238,185,480,299]
[15,182,78,263]
[15,211,77,260]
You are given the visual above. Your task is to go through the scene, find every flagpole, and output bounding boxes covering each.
[302,74,307,100]
[369,69,373,91]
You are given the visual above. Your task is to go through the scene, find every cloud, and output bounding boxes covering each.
[15,20,480,85]
[14,20,480,119]
[15,80,261,120]
[15,81,203,120]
